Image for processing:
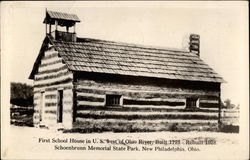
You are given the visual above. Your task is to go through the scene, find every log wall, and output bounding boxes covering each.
[32,48,221,132]
[73,72,221,132]
[33,48,73,129]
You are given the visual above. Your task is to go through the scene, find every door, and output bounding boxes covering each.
[40,92,45,123]
[57,90,63,123]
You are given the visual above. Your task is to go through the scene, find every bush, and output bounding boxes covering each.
[10,106,34,127]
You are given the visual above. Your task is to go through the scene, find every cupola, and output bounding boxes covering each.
[43,10,81,42]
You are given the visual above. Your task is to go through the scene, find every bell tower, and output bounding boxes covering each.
[43,10,81,42]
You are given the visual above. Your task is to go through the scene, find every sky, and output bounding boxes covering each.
[1,1,248,105]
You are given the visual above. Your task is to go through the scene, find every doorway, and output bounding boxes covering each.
[57,90,63,123]
[39,91,45,122]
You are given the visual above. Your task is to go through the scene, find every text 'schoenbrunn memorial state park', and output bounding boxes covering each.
[29,10,224,132]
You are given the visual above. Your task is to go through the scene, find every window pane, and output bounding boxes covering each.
[186,98,198,109]
[106,95,121,106]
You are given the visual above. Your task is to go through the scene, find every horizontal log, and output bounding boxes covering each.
[45,110,57,114]
[76,112,218,120]
[200,99,219,104]
[76,88,106,95]
[77,105,219,113]
[45,85,73,92]
[77,101,104,106]
[75,118,218,125]
[44,49,56,55]
[77,110,218,117]
[45,102,57,107]
[42,52,58,60]
[77,95,104,102]
[37,65,68,76]
[76,80,219,96]
[200,103,220,108]
[45,109,72,114]
[44,99,72,105]
[76,92,105,98]
[78,104,185,110]
[77,80,219,96]
[45,94,57,99]
[73,118,218,132]
[33,84,73,94]
[35,71,72,81]
[200,97,220,101]
[75,94,213,106]
[41,52,60,63]
[44,94,72,101]
[76,89,216,104]
[123,99,185,106]
[44,99,57,103]
[34,77,73,88]
[76,88,219,100]
[35,65,70,80]
[123,96,186,102]
[35,74,73,86]
[40,59,62,68]
[38,62,65,72]
[199,107,218,111]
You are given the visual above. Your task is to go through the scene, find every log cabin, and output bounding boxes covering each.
[29,10,224,131]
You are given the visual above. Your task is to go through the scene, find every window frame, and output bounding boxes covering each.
[105,94,122,107]
[186,98,199,109]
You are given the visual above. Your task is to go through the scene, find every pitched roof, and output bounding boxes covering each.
[29,35,224,83]
[44,10,80,23]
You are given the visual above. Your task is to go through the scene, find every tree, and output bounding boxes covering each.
[10,82,33,107]
[223,98,236,109]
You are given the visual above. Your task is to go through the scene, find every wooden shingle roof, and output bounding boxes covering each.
[45,10,80,22]
[29,35,224,83]
[56,37,224,83]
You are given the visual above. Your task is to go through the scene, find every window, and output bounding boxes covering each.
[186,98,199,109]
[106,95,122,106]
[57,90,63,123]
